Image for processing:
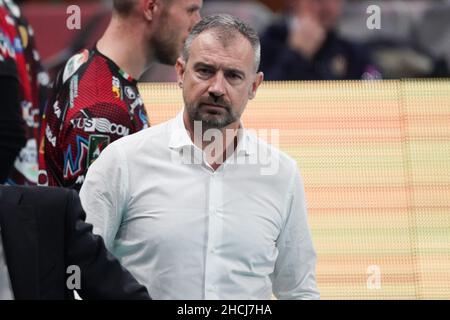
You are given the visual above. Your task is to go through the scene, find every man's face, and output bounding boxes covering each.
[297,0,344,30]
[152,0,202,65]
[176,30,263,131]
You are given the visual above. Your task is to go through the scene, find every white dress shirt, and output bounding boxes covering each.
[0,228,15,300]
[80,111,319,300]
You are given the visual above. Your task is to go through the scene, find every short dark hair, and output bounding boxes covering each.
[182,14,261,72]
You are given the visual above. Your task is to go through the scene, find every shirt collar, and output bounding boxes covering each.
[168,110,193,150]
[168,109,254,157]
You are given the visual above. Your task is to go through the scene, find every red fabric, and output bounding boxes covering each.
[39,48,149,190]
[1,2,48,185]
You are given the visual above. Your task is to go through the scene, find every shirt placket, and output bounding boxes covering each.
[203,165,225,299]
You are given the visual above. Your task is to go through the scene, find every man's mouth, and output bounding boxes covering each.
[200,103,227,114]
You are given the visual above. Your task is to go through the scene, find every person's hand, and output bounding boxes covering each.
[288,0,326,60]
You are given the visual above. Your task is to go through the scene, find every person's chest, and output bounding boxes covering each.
[119,161,287,265]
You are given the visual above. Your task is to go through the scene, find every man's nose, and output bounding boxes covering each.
[189,12,201,31]
[208,73,226,100]
[194,11,201,24]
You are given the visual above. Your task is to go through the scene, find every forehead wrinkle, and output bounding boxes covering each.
[190,33,253,74]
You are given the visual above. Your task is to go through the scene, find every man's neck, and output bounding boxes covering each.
[183,113,240,170]
[96,17,151,80]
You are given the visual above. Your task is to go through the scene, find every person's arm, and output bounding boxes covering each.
[54,103,136,191]
[64,188,150,299]
[0,75,26,183]
[271,161,320,299]
[79,142,127,251]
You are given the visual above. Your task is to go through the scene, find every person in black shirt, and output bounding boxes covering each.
[261,0,382,80]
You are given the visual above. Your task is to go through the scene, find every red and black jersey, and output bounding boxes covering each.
[39,48,149,190]
[0,1,49,186]
[0,6,17,78]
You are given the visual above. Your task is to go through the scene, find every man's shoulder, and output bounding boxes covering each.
[54,51,140,124]
[60,49,92,84]
[58,49,116,99]
[109,118,173,150]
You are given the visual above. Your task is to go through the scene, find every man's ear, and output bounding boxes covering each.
[248,72,264,100]
[175,57,186,88]
[143,0,161,21]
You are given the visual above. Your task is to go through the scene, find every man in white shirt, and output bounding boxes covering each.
[80,14,319,300]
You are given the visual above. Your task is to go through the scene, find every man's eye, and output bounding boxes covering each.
[227,73,243,81]
[187,8,197,14]
[197,68,213,76]
[187,6,199,15]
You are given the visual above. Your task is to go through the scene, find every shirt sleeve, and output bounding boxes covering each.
[64,188,150,299]
[79,141,128,252]
[57,103,135,191]
[271,160,320,300]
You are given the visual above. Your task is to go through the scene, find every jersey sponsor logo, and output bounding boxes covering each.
[38,71,50,86]
[21,100,39,128]
[125,86,136,99]
[87,135,110,167]
[69,75,79,108]
[139,109,149,129]
[0,30,16,59]
[17,25,28,49]
[63,49,89,83]
[63,135,89,179]
[37,169,48,186]
[112,76,121,99]
[70,118,94,131]
[28,24,34,37]
[4,0,22,18]
[14,138,38,183]
[45,124,56,147]
[53,101,61,119]
[71,117,130,137]
[75,175,85,185]
[32,49,39,61]
[129,96,144,115]
[93,118,130,136]
[13,36,22,53]
[4,14,15,27]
